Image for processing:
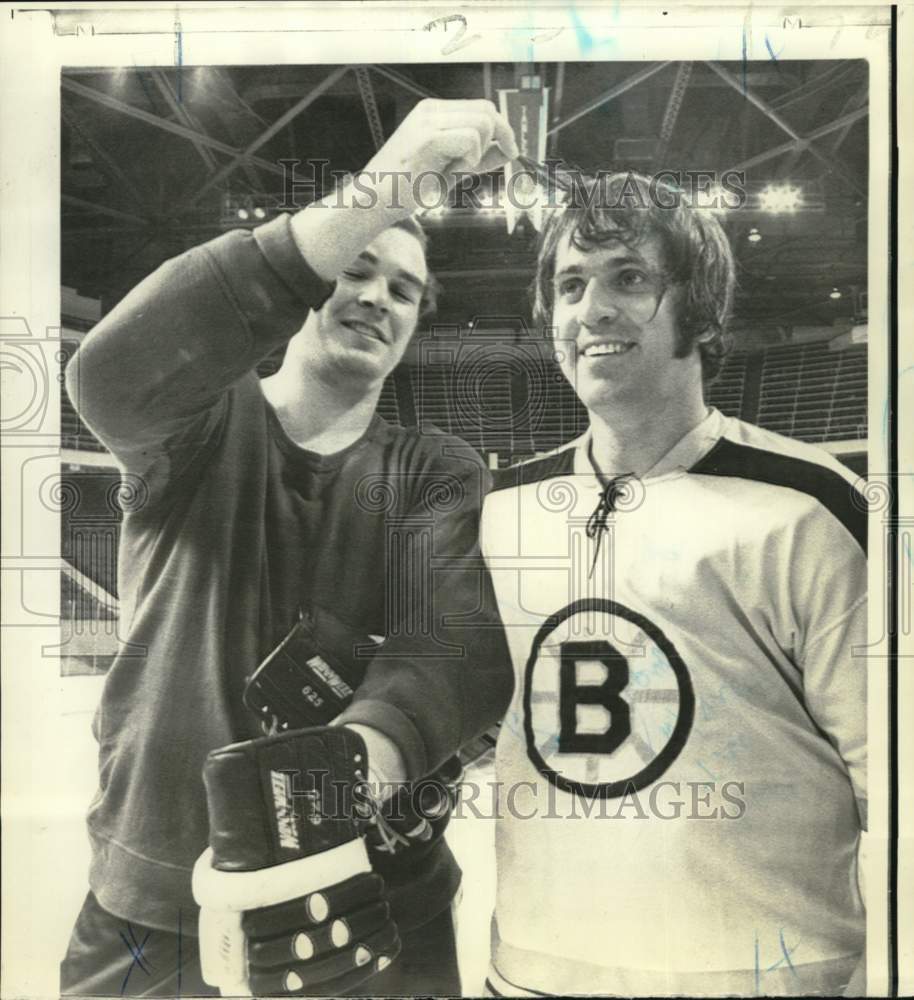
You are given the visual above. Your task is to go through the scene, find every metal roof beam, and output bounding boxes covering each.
[725,106,868,175]
[548,63,565,155]
[151,70,218,173]
[705,62,803,141]
[548,62,671,137]
[63,194,151,226]
[63,226,155,238]
[61,104,146,207]
[209,68,270,127]
[831,83,869,154]
[196,68,271,190]
[369,66,439,101]
[707,62,864,195]
[181,66,351,207]
[655,62,693,165]
[62,78,286,178]
[355,67,385,151]
[770,62,860,111]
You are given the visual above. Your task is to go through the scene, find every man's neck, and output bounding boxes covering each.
[261,362,381,455]
[587,392,710,480]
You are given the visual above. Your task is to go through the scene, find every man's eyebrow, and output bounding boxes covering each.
[357,251,426,291]
[553,254,646,281]
[396,269,426,291]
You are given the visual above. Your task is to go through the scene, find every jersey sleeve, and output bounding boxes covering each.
[791,500,868,816]
[802,595,867,813]
[335,446,514,779]
[65,214,333,499]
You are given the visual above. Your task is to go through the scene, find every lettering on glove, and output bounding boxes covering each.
[193,726,400,996]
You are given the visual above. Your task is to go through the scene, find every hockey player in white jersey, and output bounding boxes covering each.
[480,173,867,997]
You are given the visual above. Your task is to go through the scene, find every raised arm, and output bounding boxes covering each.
[65,217,333,481]
[67,98,517,493]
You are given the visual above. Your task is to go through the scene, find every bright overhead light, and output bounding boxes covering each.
[253,207,267,220]
[759,184,801,213]
[747,227,762,243]
[830,287,842,300]
[236,208,249,221]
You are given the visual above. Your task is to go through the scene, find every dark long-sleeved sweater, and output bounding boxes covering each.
[66,214,513,932]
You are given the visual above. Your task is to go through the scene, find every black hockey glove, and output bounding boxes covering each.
[192,726,399,996]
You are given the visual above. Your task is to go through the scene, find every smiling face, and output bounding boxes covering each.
[313,225,428,382]
[551,229,705,421]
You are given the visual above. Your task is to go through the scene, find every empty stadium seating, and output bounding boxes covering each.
[756,342,867,442]
[376,377,401,426]
[61,338,868,458]
[705,350,748,419]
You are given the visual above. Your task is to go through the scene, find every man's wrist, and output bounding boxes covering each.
[290,174,416,282]
[338,723,407,799]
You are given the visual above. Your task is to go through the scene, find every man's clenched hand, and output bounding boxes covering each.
[291,98,518,280]
[363,97,519,209]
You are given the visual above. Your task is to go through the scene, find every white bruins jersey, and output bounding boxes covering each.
[480,409,866,997]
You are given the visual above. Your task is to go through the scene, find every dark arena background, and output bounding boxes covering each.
[58,60,869,676]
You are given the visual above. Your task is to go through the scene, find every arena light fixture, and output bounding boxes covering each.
[253,207,267,220]
[830,287,842,300]
[747,227,762,243]
[236,208,249,221]
[759,184,801,213]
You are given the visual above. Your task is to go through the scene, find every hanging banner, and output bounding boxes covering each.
[498,79,549,234]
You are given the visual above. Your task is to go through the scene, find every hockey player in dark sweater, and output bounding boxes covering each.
[61,99,519,997]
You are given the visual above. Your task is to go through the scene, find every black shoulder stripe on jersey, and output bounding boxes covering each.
[491,447,576,493]
[690,438,867,554]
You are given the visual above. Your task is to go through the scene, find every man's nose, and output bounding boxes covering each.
[579,278,621,328]
[357,276,390,313]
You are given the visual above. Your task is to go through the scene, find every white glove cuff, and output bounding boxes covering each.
[192,838,371,913]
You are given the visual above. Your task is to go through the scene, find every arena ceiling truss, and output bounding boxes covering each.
[61,60,869,332]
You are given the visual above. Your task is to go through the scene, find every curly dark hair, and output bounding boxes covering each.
[532,172,736,381]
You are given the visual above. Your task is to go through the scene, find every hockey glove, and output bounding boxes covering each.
[192,725,400,996]
[243,611,466,872]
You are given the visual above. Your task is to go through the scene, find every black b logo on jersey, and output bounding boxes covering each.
[559,641,630,754]
[524,599,694,799]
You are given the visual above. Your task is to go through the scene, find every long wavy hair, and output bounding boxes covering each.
[532,172,736,381]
